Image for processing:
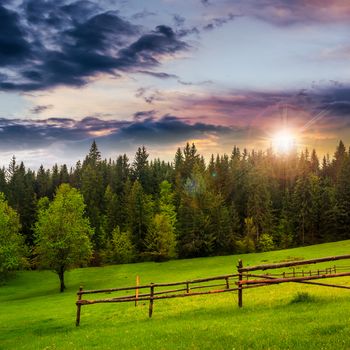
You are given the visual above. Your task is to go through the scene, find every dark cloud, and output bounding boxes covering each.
[30,104,53,114]
[133,110,156,121]
[173,14,185,27]
[138,70,178,79]
[135,87,162,104]
[175,84,350,135]
[0,114,233,152]
[176,26,200,38]
[114,114,231,144]
[200,0,210,6]
[131,9,157,20]
[116,25,188,71]
[0,1,189,91]
[203,13,236,31]
[178,79,213,86]
[0,4,32,66]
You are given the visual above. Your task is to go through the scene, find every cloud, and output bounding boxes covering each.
[133,110,157,121]
[203,13,236,31]
[223,0,350,26]
[173,14,186,27]
[200,0,211,6]
[0,5,32,66]
[0,1,189,91]
[0,114,234,154]
[1,83,350,167]
[137,70,179,79]
[168,83,350,139]
[30,104,54,114]
[114,114,232,144]
[135,87,162,104]
[131,9,157,20]
[178,79,213,86]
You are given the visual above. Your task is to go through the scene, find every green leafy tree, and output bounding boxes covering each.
[257,233,275,252]
[144,214,177,261]
[105,226,135,264]
[0,193,27,280]
[34,184,93,292]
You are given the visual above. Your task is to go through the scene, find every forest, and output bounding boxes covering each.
[1,140,350,271]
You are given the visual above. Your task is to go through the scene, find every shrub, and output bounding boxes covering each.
[257,233,275,252]
[290,292,315,304]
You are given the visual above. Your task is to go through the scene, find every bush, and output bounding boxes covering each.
[108,226,135,264]
[236,236,256,254]
[257,233,275,252]
[290,292,315,304]
[144,214,177,261]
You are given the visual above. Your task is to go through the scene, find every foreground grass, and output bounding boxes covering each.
[1,241,350,349]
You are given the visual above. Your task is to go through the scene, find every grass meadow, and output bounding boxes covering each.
[1,240,350,349]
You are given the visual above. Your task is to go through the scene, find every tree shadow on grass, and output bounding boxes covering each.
[2,288,67,302]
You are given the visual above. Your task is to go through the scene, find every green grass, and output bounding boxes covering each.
[2,240,350,349]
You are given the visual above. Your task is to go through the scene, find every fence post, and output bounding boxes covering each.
[149,283,154,318]
[238,259,243,308]
[135,275,140,307]
[76,286,83,326]
[225,276,230,289]
[186,281,190,293]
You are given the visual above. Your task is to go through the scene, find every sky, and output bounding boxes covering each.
[1,0,350,168]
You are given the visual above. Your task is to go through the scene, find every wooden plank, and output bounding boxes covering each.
[225,277,230,289]
[78,274,239,295]
[75,286,83,326]
[238,254,350,272]
[238,259,243,308]
[149,284,154,318]
[77,283,268,306]
[247,273,350,290]
[135,275,140,307]
[239,271,350,285]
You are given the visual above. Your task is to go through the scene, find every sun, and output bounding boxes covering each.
[272,129,296,154]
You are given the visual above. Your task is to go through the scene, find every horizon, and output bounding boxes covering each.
[1,138,346,171]
[1,1,350,167]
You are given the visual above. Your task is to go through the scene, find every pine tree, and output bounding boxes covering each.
[246,169,273,242]
[332,140,347,182]
[81,142,105,251]
[132,146,150,191]
[335,155,350,239]
[36,165,51,198]
[127,180,153,254]
[144,214,177,261]
[103,185,121,238]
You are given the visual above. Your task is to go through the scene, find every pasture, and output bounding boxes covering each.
[1,240,350,349]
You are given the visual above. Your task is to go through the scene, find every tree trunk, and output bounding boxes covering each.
[58,268,66,292]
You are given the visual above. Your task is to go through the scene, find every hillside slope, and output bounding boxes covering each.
[1,240,350,349]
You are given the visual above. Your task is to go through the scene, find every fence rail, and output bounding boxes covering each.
[75,254,350,326]
[76,273,240,326]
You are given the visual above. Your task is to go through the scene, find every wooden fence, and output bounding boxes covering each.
[237,254,350,307]
[75,254,350,326]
